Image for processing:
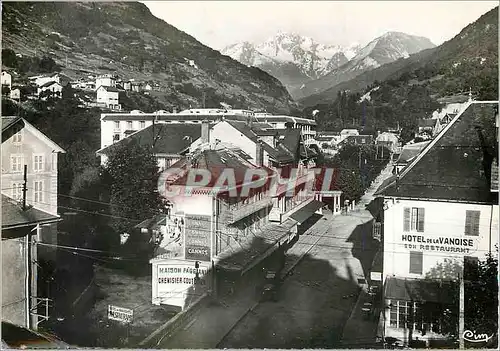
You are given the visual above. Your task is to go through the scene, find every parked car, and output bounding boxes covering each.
[1,321,71,349]
[260,270,281,302]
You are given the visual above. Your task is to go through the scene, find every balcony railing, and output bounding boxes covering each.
[227,196,273,224]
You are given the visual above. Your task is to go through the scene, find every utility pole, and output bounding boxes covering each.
[358,148,362,169]
[459,270,465,349]
[23,165,28,210]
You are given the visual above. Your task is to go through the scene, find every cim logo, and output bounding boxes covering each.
[463,330,495,343]
[157,166,339,200]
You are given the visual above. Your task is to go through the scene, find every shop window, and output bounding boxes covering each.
[403,207,425,232]
[464,210,480,236]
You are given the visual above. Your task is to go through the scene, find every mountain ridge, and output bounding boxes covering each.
[223,31,435,100]
[2,1,300,114]
[301,6,498,108]
[302,7,498,135]
[292,31,436,100]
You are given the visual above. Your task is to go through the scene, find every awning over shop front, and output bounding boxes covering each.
[289,200,325,225]
[384,277,456,305]
[216,218,298,273]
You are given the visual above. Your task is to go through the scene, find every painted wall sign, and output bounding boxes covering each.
[400,234,478,254]
[184,214,212,262]
[154,261,210,308]
[155,214,185,259]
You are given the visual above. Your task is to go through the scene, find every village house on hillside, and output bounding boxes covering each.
[2,71,12,89]
[95,74,116,90]
[339,134,374,146]
[96,85,121,110]
[37,81,63,99]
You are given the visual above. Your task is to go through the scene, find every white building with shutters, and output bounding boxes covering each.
[374,101,498,346]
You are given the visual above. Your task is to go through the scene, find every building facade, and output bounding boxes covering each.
[2,71,12,89]
[37,81,62,99]
[1,117,65,261]
[95,74,116,90]
[375,101,499,346]
[254,114,317,142]
[96,86,121,110]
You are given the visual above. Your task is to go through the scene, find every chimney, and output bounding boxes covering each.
[201,120,210,144]
[256,140,264,166]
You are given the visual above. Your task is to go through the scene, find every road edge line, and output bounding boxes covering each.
[215,301,260,348]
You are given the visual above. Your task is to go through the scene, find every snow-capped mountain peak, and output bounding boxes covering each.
[222,32,357,81]
[222,30,435,100]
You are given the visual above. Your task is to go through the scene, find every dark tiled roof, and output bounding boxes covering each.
[384,277,456,304]
[227,121,259,142]
[418,119,437,128]
[39,80,61,88]
[170,148,273,189]
[217,218,297,271]
[98,124,202,155]
[2,116,22,132]
[396,141,430,163]
[377,102,498,203]
[2,195,60,231]
[98,85,120,93]
[280,129,301,154]
[225,121,291,164]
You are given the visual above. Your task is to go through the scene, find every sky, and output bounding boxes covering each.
[143,1,497,50]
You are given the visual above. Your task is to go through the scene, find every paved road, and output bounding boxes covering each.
[218,163,393,349]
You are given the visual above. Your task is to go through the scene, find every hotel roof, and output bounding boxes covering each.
[376,101,498,204]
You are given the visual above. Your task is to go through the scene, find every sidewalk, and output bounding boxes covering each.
[156,268,259,348]
[339,161,394,348]
[340,289,382,347]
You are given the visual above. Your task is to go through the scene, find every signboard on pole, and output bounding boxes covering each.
[153,261,210,308]
[184,214,211,262]
[108,305,133,323]
[370,272,382,282]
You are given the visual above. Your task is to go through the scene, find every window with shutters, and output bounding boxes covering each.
[11,155,23,173]
[464,210,480,236]
[409,251,423,274]
[403,207,425,232]
[12,182,23,200]
[12,126,22,143]
[33,180,43,203]
[33,154,44,172]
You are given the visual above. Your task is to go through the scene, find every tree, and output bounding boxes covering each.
[424,254,499,348]
[463,253,498,348]
[104,140,168,235]
[2,48,18,68]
